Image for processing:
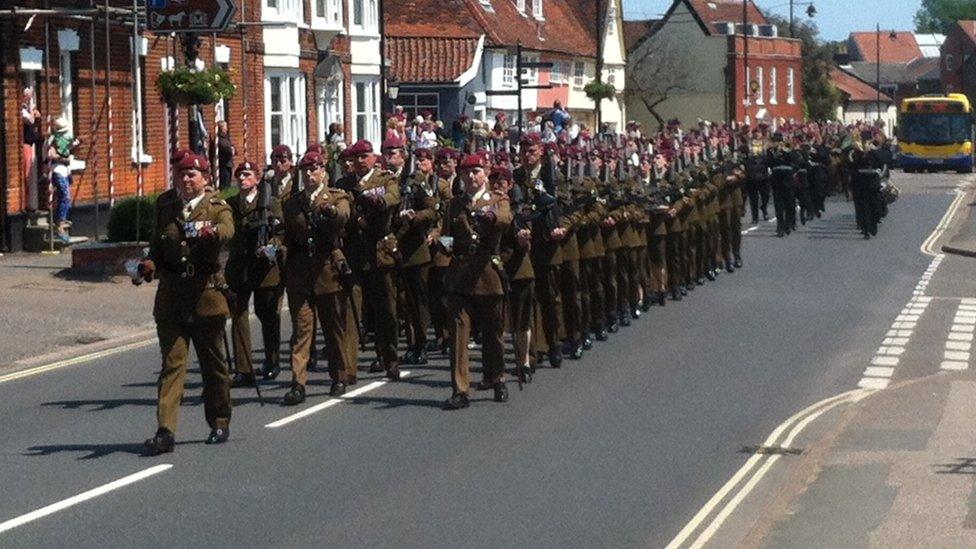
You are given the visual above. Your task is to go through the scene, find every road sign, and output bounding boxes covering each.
[147,0,237,33]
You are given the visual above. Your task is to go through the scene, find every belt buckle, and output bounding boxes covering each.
[184,263,195,278]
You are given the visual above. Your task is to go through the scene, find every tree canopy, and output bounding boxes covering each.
[914,0,976,34]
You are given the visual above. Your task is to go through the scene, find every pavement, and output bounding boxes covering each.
[942,177,976,258]
[0,170,972,547]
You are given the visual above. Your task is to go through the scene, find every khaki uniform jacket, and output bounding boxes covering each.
[443,189,513,296]
[281,186,352,296]
[396,172,444,267]
[514,165,569,267]
[500,188,534,281]
[336,168,401,272]
[225,183,283,290]
[149,189,234,323]
[431,177,456,268]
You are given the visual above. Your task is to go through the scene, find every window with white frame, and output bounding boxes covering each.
[769,67,777,104]
[522,54,540,85]
[131,37,151,162]
[350,0,378,34]
[756,66,764,104]
[313,0,342,27]
[573,61,585,88]
[265,71,307,160]
[502,54,515,87]
[352,77,381,143]
[550,61,564,85]
[397,92,440,121]
[605,67,616,87]
[744,67,750,102]
[516,0,526,13]
[265,0,301,21]
[787,67,795,104]
[58,50,74,133]
[607,1,617,35]
[316,77,344,143]
[532,0,543,19]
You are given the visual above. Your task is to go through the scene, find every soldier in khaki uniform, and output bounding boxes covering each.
[281,151,356,403]
[577,171,608,342]
[140,153,235,455]
[442,155,513,409]
[396,148,443,365]
[427,148,460,354]
[335,140,402,380]
[226,162,284,387]
[492,165,535,380]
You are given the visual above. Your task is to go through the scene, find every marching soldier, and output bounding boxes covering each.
[396,148,444,365]
[226,162,284,387]
[280,151,357,403]
[335,140,402,380]
[139,152,234,455]
[514,134,567,368]
[442,155,513,409]
[270,144,296,198]
[744,140,770,224]
[428,148,460,353]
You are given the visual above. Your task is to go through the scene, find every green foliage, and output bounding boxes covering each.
[763,13,841,121]
[157,67,237,106]
[583,80,617,102]
[107,195,156,243]
[914,0,976,33]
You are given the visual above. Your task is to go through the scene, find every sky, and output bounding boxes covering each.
[622,0,924,42]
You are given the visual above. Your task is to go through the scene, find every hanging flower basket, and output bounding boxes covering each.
[157,67,237,106]
[584,80,617,102]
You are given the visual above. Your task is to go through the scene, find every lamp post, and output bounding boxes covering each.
[743,0,749,124]
[788,1,817,38]
[387,77,400,102]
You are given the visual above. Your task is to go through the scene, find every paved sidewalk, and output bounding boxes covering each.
[0,251,155,370]
[747,371,976,548]
[942,175,976,258]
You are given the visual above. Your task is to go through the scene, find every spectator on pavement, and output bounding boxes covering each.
[213,121,235,190]
[46,116,79,243]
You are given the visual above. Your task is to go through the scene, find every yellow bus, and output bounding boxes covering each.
[898,93,974,174]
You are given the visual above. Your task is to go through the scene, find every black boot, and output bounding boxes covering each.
[733,257,743,269]
[205,427,229,445]
[329,381,346,397]
[619,311,631,327]
[144,428,175,456]
[679,285,688,296]
[725,260,735,273]
[261,361,281,381]
[549,346,563,368]
[282,384,306,406]
[443,393,470,410]
[595,328,609,342]
[231,372,255,388]
[493,382,509,403]
[582,335,594,350]
[658,291,667,306]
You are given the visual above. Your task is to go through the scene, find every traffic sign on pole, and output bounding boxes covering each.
[147,0,236,33]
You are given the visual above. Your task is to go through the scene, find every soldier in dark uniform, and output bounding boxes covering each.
[226,162,283,388]
[139,153,235,455]
[848,138,885,239]
[334,140,402,380]
[514,134,567,368]
[280,151,357,403]
[744,140,770,224]
[767,134,797,237]
[396,148,443,365]
[442,155,513,409]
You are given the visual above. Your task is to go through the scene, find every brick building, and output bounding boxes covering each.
[940,21,976,106]
[1,0,381,252]
[626,0,803,129]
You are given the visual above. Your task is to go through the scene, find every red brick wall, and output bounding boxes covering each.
[728,36,804,123]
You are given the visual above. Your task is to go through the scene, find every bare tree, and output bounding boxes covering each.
[626,36,691,130]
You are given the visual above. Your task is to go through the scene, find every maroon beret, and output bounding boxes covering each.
[271,144,292,160]
[519,132,542,147]
[459,154,485,171]
[489,165,513,181]
[414,148,433,161]
[436,147,460,161]
[176,153,210,172]
[234,160,258,175]
[346,139,374,156]
[297,151,326,169]
[304,143,326,156]
[380,136,404,152]
[170,147,193,164]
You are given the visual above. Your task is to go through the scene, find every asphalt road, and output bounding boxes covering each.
[0,172,962,548]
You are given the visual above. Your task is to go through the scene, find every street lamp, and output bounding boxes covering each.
[765,1,816,38]
[387,77,400,101]
[876,26,898,125]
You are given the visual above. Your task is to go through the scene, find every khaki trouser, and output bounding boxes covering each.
[449,293,506,395]
[361,268,399,366]
[559,259,582,343]
[288,290,359,386]
[580,257,604,332]
[428,265,450,344]
[534,265,563,350]
[230,285,283,374]
[666,232,686,291]
[156,319,231,435]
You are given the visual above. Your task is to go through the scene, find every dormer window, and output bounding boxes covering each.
[532,0,543,19]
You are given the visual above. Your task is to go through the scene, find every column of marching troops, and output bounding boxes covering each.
[134,119,895,454]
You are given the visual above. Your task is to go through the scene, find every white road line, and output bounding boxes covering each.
[948,332,975,341]
[664,390,867,549]
[882,337,909,346]
[944,351,970,361]
[685,393,864,549]
[0,464,172,534]
[876,346,905,356]
[941,361,969,371]
[891,321,917,330]
[954,317,976,325]
[863,366,894,377]
[946,341,972,351]
[0,339,156,385]
[872,356,899,366]
[858,377,891,389]
[952,324,976,333]
[265,371,412,428]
